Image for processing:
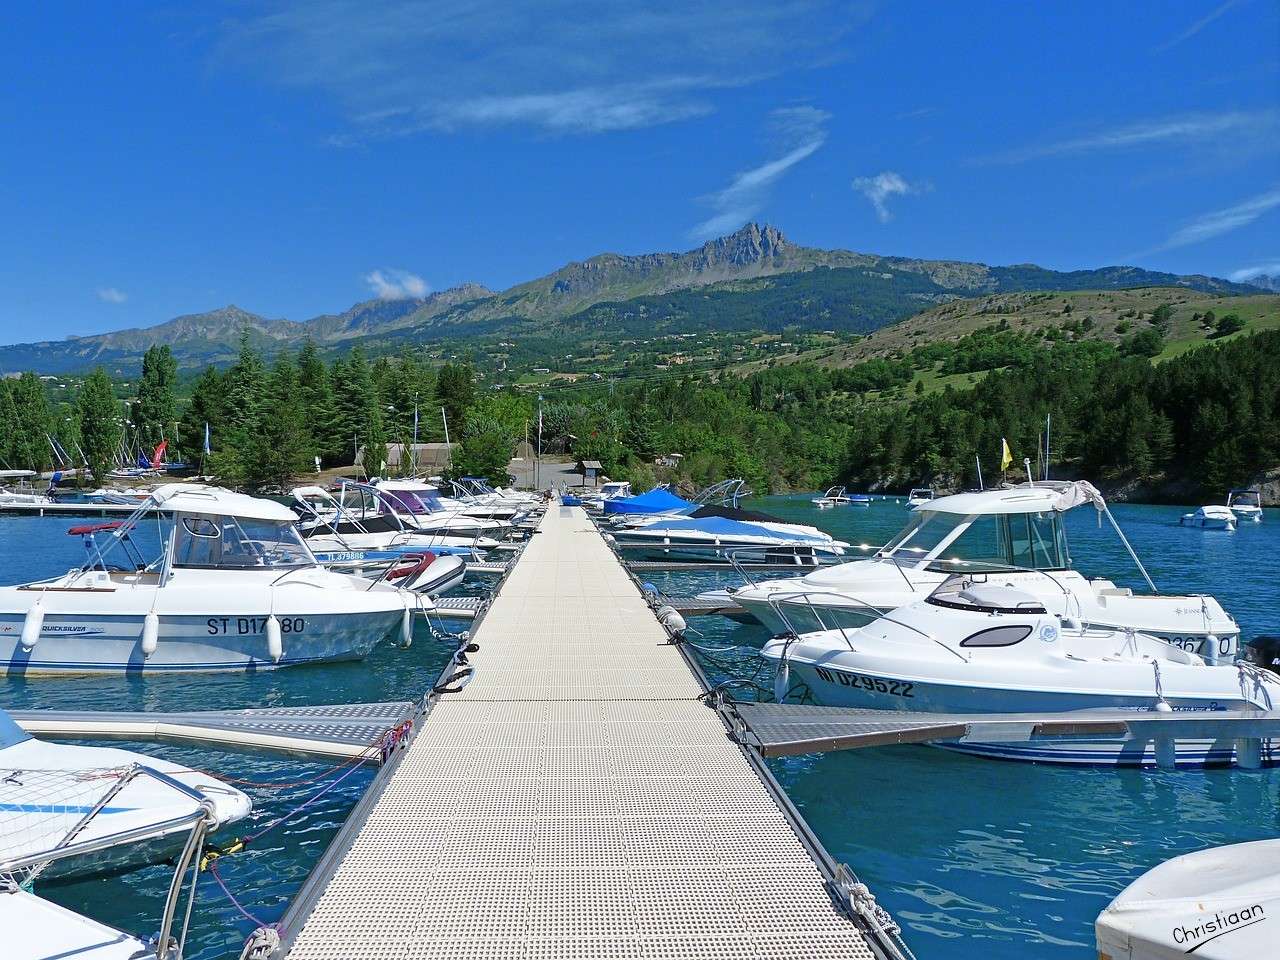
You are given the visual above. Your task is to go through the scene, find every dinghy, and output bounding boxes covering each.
[728,482,1240,661]
[1097,839,1280,958]
[762,574,1280,766]
[0,484,424,674]
[1181,504,1237,530]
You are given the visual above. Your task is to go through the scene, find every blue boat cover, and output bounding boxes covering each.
[603,487,693,515]
[631,515,827,543]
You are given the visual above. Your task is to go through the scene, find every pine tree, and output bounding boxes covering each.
[242,354,313,490]
[133,344,178,448]
[297,339,342,464]
[436,362,475,436]
[79,367,123,483]
[0,380,18,467]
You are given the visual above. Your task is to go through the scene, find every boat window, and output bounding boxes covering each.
[0,711,30,748]
[171,515,314,569]
[960,625,1032,648]
[879,511,967,564]
[927,511,1068,572]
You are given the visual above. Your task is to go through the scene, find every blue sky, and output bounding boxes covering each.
[1,1,1277,344]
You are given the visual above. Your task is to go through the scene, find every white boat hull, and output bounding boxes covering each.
[0,609,401,674]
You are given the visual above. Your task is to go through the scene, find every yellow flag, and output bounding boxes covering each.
[1000,437,1012,470]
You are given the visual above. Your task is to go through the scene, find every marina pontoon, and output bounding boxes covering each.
[0,484,424,674]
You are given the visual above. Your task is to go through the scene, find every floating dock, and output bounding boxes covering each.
[10,701,415,763]
[0,501,147,517]
[277,504,903,959]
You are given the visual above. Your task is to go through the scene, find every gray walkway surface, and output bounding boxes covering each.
[282,504,886,959]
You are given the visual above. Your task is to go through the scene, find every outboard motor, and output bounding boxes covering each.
[1245,635,1280,673]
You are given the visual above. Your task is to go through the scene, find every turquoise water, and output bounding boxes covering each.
[2,498,1279,958]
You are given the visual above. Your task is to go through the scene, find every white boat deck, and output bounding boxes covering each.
[282,504,887,959]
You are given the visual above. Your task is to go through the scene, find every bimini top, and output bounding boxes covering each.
[603,487,693,515]
[149,484,298,522]
[919,480,1106,517]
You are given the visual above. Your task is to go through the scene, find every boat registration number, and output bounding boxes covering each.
[207,617,306,635]
[813,666,914,697]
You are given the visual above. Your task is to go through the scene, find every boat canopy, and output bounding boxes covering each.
[603,487,693,515]
[150,484,297,522]
[630,515,831,543]
[919,480,1105,517]
[0,470,38,480]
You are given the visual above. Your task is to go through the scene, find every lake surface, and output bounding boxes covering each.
[2,496,1277,958]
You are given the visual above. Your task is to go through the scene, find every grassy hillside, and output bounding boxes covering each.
[762,287,1280,371]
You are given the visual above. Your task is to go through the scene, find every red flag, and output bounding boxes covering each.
[151,440,168,468]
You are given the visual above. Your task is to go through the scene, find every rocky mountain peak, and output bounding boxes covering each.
[695,222,787,269]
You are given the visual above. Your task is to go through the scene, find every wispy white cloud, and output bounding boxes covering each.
[1229,261,1280,282]
[217,1,865,138]
[852,171,927,223]
[96,287,127,304]
[980,109,1278,164]
[1149,185,1280,253]
[364,269,429,300]
[690,107,829,240]
[1154,0,1240,53]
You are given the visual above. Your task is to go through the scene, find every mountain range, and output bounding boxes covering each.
[0,223,1263,375]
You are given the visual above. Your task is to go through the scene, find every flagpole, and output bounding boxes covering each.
[441,407,451,472]
[536,395,543,492]
[975,454,984,491]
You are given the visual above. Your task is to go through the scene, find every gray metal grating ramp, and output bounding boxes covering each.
[283,506,886,960]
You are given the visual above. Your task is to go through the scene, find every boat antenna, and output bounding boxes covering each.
[1044,412,1051,481]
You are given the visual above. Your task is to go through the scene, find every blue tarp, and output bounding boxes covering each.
[603,486,693,515]
[630,515,828,543]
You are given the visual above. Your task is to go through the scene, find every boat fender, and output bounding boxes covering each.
[1202,633,1219,665]
[266,615,284,662]
[655,605,686,637]
[400,606,413,648]
[20,600,44,650]
[141,611,159,658]
[1151,699,1173,713]
[774,660,790,703]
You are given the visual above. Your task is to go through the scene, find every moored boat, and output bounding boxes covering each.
[762,575,1280,766]
[0,484,424,675]
[727,482,1240,660]
[1181,504,1237,530]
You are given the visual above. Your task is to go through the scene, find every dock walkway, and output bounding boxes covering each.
[281,504,891,959]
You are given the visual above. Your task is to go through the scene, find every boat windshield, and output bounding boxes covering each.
[380,489,447,515]
[171,514,315,569]
[0,710,30,748]
[1230,490,1261,508]
[879,510,1069,571]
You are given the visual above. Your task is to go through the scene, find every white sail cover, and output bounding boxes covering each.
[1097,839,1280,959]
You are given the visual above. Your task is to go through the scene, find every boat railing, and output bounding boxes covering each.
[0,763,215,960]
[768,589,969,663]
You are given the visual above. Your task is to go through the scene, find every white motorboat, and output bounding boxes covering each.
[0,484,424,675]
[374,480,513,535]
[1097,839,1279,958]
[1181,504,1237,530]
[606,506,850,564]
[442,476,538,521]
[762,575,1280,766]
[0,708,249,880]
[578,480,633,512]
[906,487,935,508]
[0,470,54,506]
[1227,488,1263,523]
[292,485,499,554]
[812,486,853,509]
[724,482,1240,661]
